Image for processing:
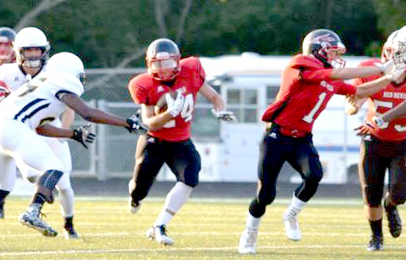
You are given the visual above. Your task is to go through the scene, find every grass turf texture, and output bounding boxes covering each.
[0,197,405,259]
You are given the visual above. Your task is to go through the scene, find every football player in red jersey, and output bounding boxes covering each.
[346,29,405,251]
[127,38,236,246]
[238,28,406,254]
[0,27,16,65]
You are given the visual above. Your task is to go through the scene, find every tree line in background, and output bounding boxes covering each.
[0,0,404,68]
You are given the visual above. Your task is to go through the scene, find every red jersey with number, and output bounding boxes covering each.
[262,54,356,133]
[128,57,205,141]
[354,59,406,141]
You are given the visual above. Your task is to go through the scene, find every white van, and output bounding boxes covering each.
[187,53,370,184]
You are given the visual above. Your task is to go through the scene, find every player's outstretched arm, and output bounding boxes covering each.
[199,82,237,122]
[36,124,96,149]
[61,92,148,134]
[330,61,390,80]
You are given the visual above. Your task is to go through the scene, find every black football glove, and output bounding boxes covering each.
[71,124,96,149]
[126,114,148,134]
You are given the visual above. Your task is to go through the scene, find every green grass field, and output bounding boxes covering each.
[0,196,405,260]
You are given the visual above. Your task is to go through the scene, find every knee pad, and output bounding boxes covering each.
[363,184,384,207]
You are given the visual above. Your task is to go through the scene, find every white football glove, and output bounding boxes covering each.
[211,109,237,122]
[374,59,393,74]
[167,90,185,117]
[385,65,406,84]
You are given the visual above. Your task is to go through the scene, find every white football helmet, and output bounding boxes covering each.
[393,25,406,69]
[382,29,399,63]
[13,27,50,68]
[47,52,85,84]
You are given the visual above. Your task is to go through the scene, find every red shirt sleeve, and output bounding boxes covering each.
[335,81,356,95]
[300,69,333,82]
[128,75,148,104]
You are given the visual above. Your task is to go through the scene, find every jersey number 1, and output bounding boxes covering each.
[302,92,327,123]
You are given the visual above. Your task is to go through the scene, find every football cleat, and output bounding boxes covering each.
[367,235,383,251]
[18,205,57,237]
[384,202,402,238]
[146,225,174,246]
[129,197,141,214]
[283,208,301,241]
[238,228,258,254]
[63,226,80,239]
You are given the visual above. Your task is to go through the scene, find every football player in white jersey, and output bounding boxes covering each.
[0,51,147,237]
[0,27,84,239]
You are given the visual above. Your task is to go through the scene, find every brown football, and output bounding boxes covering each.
[155,91,177,114]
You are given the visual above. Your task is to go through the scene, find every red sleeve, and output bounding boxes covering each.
[128,75,148,104]
[180,57,206,92]
[289,54,333,82]
[0,80,9,90]
[335,81,356,95]
[300,69,333,82]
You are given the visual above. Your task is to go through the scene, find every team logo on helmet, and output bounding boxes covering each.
[311,33,336,48]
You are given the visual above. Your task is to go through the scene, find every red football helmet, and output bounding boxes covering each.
[146,38,181,81]
[0,27,16,65]
[302,29,346,68]
[381,30,399,63]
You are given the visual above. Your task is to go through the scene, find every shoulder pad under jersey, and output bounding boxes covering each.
[290,54,324,70]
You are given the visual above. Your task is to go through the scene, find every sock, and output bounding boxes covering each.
[31,193,47,208]
[245,211,261,230]
[0,190,10,206]
[369,219,383,237]
[153,182,193,227]
[59,188,74,217]
[65,216,74,229]
[290,194,307,210]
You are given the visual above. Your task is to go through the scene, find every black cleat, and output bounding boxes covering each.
[367,235,383,251]
[64,226,80,239]
[384,203,402,238]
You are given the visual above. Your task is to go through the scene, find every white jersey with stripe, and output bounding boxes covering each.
[0,63,47,92]
[0,72,83,130]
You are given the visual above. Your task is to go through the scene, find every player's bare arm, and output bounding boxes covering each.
[61,92,134,129]
[141,104,175,131]
[199,81,237,122]
[330,65,384,80]
[199,82,225,111]
[354,76,392,98]
[61,107,75,128]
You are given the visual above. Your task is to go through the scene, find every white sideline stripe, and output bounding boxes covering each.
[0,231,371,238]
[1,244,406,256]
[11,195,363,206]
[70,196,363,206]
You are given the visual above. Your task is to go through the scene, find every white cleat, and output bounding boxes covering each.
[238,228,258,254]
[146,225,174,246]
[129,197,141,214]
[283,209,301,241]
